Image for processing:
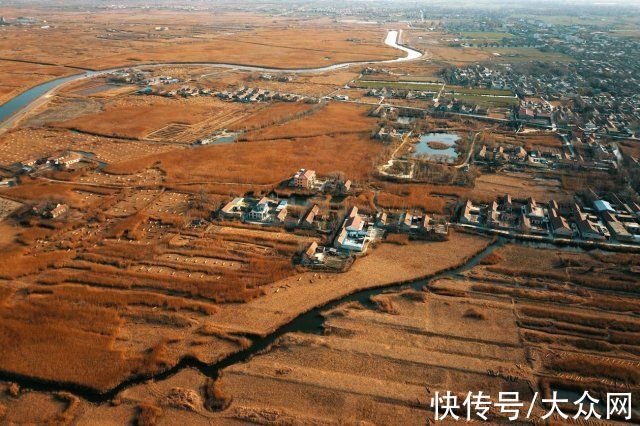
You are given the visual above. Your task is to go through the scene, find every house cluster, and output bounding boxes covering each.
[2,151,88,177]
[442,20,639,137]
[220,196,290,225]
[214,167,450,268]
[259,73,293,82]
[32,202,69,219]
[379,211,449,238]
[369,105,425,121]
[442,64,511,92]
[109,69,180,86]
[475,137,618,172]
[135,82,314,103]
[476,144,527,163]
[361,67,391,75]
[302,206,450,267]
[216,86,312,103]
[365,87,436,101]
[218,169,351,229]
[516,99,553,125]
[332,207,448,253]
[573,96,636,138]
[373,126,401,143]
[433,99,488,116]
[458,193,640,245]
[1,16,40,25]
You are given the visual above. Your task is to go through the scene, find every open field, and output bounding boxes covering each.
[487,130,565,149]
[479,47,575,63]
[0,9,404,122]
[0,223,488,395]
[104,103,384,183]
[0,10,399,101]
[0,60,77,105]
[0,197,23,221]
[375,166,572,211]
[473,171,571,202]
[241,102,375,140]
[0,128,183,167]
[459,31,514,40]
[55,96,247,141]
[34,239,640,424]
[1,2,639,422]
[205,231,490,335]
[201,242,640,424]
[214,290,530,424]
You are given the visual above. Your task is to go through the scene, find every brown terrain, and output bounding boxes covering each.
[1,4,638,425]
[0,9,398,104]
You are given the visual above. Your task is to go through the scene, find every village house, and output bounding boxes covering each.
[275,207,288,224]
[33,203,69,219]
[247,197,271,222]
[577,218,606,241]
[323,178,352,195]
[300,204,320,229]
[601,211,634,242]
[374,126,400,143]
[459,200,482,226]
[375,212,388,227]
[523,198,548,234]
[334,207,369,252]
[220,197,246,219]
[301,241,325,265]
[48,152,83,169]
[291,168,317,189]
[548,207,573,237]
[0,177,16,187]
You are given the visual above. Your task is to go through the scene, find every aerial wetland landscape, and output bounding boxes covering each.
[0,0,639,424]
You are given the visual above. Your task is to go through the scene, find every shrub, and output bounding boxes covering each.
[135,404,162,426]
[204,378,233,412]
[463,307,487,320]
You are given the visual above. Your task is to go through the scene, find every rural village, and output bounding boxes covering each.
[0,0,639,424]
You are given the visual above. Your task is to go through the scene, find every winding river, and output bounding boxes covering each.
[0,30,422,128]
[0,238,503,402]
[0,28,433,402]
[0,26,596,405]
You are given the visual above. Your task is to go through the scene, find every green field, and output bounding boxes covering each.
[447,93,519,107]
[480,47,574,63]
[355,80,443,91]
[356,80,514,98]
[460,31,513,40]
[610,29,640,39]
[447,85,513,97]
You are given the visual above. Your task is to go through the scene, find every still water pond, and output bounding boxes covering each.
[413,133,460,162]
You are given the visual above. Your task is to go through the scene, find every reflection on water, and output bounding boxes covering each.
[0,30,422,128]
[412,133,460,163]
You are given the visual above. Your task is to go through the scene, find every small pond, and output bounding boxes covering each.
[412,132,460,163]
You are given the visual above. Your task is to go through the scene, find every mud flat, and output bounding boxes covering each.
[205,243,640,424]
[216,290,533,424]
[5,240,638,424]
[205,231,490,336]
[0,233,491,422]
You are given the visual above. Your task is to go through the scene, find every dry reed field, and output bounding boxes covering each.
[55,96,246,140]
[0,10,397,89]
[204,241,640,423]
[418,243,640,413]
[104,103,384,183]
[2,2,638,422]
